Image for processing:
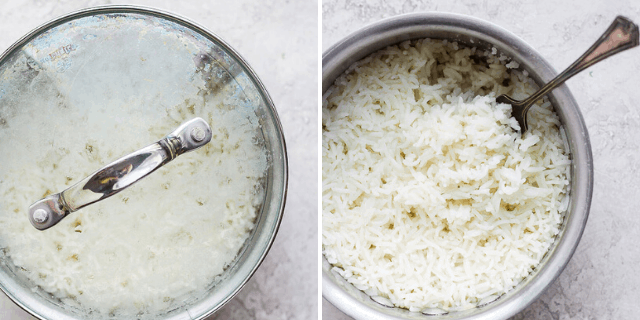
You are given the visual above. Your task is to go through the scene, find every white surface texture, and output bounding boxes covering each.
[0,1,317,319]
[322,0,640,319]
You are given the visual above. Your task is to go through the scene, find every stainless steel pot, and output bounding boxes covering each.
[322,12,593,320]
[0,5,287,320]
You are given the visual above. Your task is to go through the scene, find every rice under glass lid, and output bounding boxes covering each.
[0,6,286,320]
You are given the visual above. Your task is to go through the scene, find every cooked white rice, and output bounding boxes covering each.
[322,39,571,311]
[0,88,267,317]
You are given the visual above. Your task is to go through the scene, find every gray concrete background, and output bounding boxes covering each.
[323,0,640,319]
[2,0,640,319]
[0,1,317,319]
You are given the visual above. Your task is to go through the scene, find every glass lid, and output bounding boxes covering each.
[0,6,286,320]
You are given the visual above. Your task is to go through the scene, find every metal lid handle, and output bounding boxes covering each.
[28,118,212,230]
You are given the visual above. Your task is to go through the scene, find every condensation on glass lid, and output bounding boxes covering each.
[0,9,279,320]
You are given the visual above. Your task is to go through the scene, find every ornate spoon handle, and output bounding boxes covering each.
[523,16,639,106]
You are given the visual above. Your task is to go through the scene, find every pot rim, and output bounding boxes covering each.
[322,12,593,320]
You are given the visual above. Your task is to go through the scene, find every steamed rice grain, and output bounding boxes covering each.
[322,39,570,311]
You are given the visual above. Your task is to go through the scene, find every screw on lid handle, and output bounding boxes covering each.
[27,117,212,231]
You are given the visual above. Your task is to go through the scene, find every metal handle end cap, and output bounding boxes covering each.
[28,194,68,231]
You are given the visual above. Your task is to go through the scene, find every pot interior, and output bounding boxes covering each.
[322,13,592,320]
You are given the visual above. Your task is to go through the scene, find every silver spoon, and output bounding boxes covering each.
[497,16,639,133]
